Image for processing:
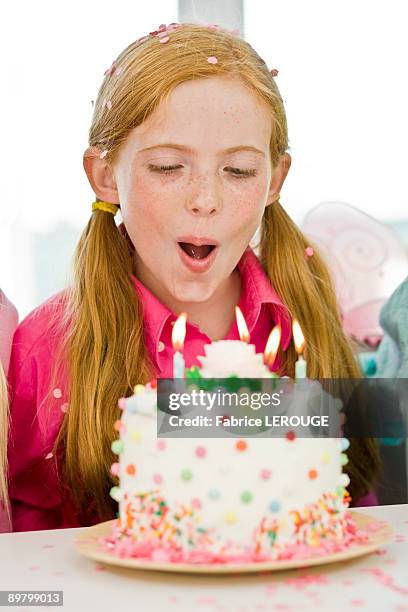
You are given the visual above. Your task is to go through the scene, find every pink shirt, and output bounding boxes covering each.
[7,247,293,531]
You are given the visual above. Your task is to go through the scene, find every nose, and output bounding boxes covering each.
[185,175,221,217]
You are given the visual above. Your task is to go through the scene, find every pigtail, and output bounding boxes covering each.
[53,210,155,523]
[260,202,381,503]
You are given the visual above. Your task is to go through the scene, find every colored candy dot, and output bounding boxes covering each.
[150,378,158,389]
[111,440,124,454]
[340,453,349,466]
[113,419,122,432]
[236,440,247,452]
[118,398,127,410]
[195,445,207,458]
[109,486,122,502]
[322,451,330,464]
[241,490,253,504]
[134,384,145,395]
[308,469,318,480]
[53,388,62,399]
[157,440,166,451]
[110,462,120,477]
[224,511,237,524]
[153,473,163,484]
[339,473,350,486]
[126,464,137,476]
[286,431,296,441]
[181,468,193,481]
[131,430,142,442]
[337,486,345,497]
[208,488,221,501]
[191,498,202,509]
[341,437,350,451]
[269,500,281,513]
[260,469,272,480]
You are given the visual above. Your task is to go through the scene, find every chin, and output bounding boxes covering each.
[171,280,218,304]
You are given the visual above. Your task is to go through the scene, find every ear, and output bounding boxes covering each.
[83,146,120,204]
[265,152,292,207]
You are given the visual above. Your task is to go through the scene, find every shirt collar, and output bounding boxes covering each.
[131,245,292,364]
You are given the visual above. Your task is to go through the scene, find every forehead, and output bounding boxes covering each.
[122,76,272,157]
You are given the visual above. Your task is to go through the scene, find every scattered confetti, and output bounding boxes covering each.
[305,246,314,257]
[159,36,170,44]
[207,56,218,64]
[99,150,108,159]
[270,68,279,76]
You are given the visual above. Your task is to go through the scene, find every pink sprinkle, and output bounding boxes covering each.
[45,452,53,460]
[159,36,170,44]
[195,445,207,458]
[61,403,69,413]
[157,440,166,451]
[153,473,163,484]
[261,469,272,480]
[305,246,314,257]
[191,498,202,509]
[207,56,218,64]
[53,388,62,399]
[110,462,120,477]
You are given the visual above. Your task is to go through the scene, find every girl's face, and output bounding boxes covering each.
[112,76,290,305]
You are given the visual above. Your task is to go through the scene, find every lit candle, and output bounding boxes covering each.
[172,312,187,379]
[235,306,250,343]
[293,320,307,379]
[264,325,281,369]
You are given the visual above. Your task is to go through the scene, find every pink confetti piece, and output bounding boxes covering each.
[159,36,170,44]
[61,403,69,413]
[362,568,408,596]
[45,452,53,460]
[104,61,117,77]
[271,69,279,76]
[105,100,112,110]
[94,564,107,572]
[207,56,218,64]
[305,246,314,257]
[115,66,124,76]
[99,150,108,159]
[53,388,62,399]
[157,31,169,38]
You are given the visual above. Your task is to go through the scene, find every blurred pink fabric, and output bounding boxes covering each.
[0,289,18,533]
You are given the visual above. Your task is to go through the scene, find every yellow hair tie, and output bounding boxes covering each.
[92,201,119,216]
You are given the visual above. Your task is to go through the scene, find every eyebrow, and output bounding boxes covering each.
[138,143,266,157]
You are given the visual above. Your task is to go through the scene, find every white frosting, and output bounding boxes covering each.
[198,340,273,378]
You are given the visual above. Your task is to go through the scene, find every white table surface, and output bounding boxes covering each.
[0,505,407,612]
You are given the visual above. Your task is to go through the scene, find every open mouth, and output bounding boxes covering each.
[178,242,216,260]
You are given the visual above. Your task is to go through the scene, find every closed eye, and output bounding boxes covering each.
[148,164,258,178]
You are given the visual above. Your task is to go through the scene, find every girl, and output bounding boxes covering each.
[7,22,380,531]
[0,289,18,532]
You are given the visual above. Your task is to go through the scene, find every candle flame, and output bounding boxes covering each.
[264,325,281,365]
[292,320,305,354]
[172,312,187,351]
[235,306,250,343]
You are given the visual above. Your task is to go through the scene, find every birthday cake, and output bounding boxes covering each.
[103,339,360,564]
